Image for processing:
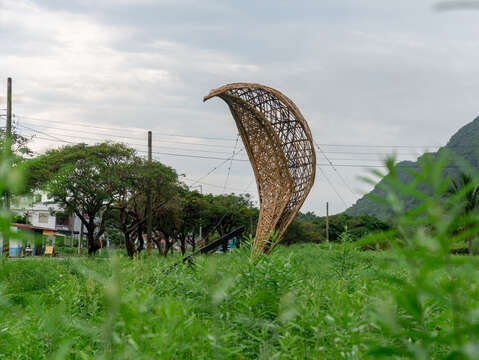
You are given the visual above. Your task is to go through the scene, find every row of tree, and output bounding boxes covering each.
[11,137,391,257]
[25,142,257,256]
[281,212,391,245]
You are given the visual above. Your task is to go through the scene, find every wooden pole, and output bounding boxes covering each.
[326,202,329,243]
[6,78,12,145]
[4,78,12,257]
[6,77,12,211]
[199,184,202,248]
[146,131,153,256]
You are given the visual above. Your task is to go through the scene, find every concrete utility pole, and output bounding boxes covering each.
[146,131,153,256]
[326,202,329,243]
[6,78,12,141]
[198,184,202,247]
[3,78,12,257]
[5,78,12,211]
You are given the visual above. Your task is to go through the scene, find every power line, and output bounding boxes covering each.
[182,177,252,194]
[315,141,357,197]
[187,148,246,187]
[18,120,240,149]
[19,127,236,155]
[316,156,411,162]
[223,134,240,192]
[18,120,438,157]
[18,124,246,154]
[15,125,438,169]
[16,114,236,142]
[17,133,418,168]
[149,152,245,162]
[17,124,75,144]
[16,132,419,168]
[18,127,251,163]
[317,166,348,208]
[15,114,455,150]
[318,143,441,149]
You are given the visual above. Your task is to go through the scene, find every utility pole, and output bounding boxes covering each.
[146,131,153,256]
[6,78,12,145]
[5,78,12,211]
[326,202,329,243]
[199,184,202,248]
[3,78,12,257]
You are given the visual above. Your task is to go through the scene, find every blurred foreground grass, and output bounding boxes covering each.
[1,243,478,359]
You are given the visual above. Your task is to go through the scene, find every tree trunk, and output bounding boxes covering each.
[124,232,136,257]
[191,235,196,253]
[179,234,186,256]
[153,237,162,256]
[164,240,172,257]
[120,210,136,257]
[87,231,100,255]
[136,224,144,253]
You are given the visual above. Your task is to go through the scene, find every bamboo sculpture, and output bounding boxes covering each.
[204,83,316,255]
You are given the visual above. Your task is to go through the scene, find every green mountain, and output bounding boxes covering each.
[345,116,479,220]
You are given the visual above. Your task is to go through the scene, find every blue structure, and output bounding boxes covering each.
[217,236,238,252]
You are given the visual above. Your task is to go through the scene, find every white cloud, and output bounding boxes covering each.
[2,0,479,215]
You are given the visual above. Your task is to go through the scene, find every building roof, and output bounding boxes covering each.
[12,223,56,232]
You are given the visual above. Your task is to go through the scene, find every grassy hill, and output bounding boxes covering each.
[346,116,479,220]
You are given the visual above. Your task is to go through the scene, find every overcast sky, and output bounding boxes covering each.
[1,0,479,215]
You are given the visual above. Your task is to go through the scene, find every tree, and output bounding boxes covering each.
[25,142,128,190]
[153,199,182,256]
[113,158,179,257]
[281,219,310,246]
[0,128,34,161]
[180,189,207,253]
[448,172,479,255]
[202,193,256,243]
[46,143,135,255]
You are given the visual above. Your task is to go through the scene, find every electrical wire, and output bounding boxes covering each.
[15,114,455,149]
[18,120,241,149]
[317,166,348,208]
[17,124,436,168]
[18,124,248,155]
[315,141,357,197]
[187,148,246,187]
[18,119,438,158]
[223,134,240,192]
[16,114,236,142]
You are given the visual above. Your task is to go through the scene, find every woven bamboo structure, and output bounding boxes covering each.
[204,83,316,255]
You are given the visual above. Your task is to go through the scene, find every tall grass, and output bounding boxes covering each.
[2,240,477,359]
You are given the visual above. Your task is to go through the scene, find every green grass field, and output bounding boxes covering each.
[1,243,478,359]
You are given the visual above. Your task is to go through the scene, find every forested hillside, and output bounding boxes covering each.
[346,116,479,220]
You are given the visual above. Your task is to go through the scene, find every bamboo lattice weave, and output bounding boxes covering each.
[204,83,316,255]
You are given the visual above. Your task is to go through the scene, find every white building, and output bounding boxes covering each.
[0,191,109,257]
[0,191,85,256]
[11,191,83,236]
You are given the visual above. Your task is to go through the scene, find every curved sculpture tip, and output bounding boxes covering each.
[203,87,223,102]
